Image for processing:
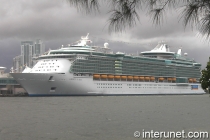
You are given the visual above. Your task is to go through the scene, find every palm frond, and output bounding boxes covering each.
[181,1,200,28]
[149,8,165,25]
[66,0,210,39]
[199,11,210,40]
[108,0,140,32]
[67,0,100,13]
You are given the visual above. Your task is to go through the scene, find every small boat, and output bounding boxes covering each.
[93,74,100,79]
[107,75,114,79]
[121,76,127,80]
[127,76,133,80]
[101,75,107,79]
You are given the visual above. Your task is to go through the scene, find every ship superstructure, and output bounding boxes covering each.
[11,34,204,96]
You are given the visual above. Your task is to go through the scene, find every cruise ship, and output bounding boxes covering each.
[11,34,204,96]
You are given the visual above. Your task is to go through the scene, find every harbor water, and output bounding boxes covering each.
[0,95,210,140]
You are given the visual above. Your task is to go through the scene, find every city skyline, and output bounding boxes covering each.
[13,39,45,73]
[0,0,209,71]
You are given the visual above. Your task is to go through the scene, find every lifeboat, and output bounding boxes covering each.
[168,78,172,81]
[101,75,107,79]
[193,78,197,83]
[188,78,193,82]
[127,76,133,80]
[114,75,121,79]
[139,76,144,80]
[121,76,127,80]
[172,78,176,81]
[145,77,150,80]
[159,77,164,81]
[150,77,155,81]
[93,74,100,79]
[108,75,114,79]
[133,76,139,80]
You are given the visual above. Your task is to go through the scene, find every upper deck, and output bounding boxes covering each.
[28,34,201,80]
[34,34,200,67]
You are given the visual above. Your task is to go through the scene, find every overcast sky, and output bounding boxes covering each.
[0,0,209,71]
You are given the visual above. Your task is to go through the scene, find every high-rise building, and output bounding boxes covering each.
[21,41,34,68]
[33,39,45,66]
[13,39,45,73]
[34,39,45,57]
[13,55,22,73]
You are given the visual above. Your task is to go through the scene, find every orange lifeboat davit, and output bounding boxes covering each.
[172,78,176,81]
[101,75,107,79]
[188,78,193,82]
[145,77,150,80]
[127,76,133,80]
[168,78,172,81]
[93,74,100,79]
[121,76,127,80]
[150,77,155,81]
[114,75,121,79]
[108,75,114,79]
[159,77,164,81]
[133,76,139,80]
[139,76,144,80]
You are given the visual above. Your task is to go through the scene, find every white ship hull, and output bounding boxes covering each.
[11,73,205,96]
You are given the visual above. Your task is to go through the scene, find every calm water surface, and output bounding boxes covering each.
[0,95,210,140]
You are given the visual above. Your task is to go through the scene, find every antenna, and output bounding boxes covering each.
[81,33,89,40]
[86,33,89,38]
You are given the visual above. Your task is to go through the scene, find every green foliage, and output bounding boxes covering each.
[200,61,210,92]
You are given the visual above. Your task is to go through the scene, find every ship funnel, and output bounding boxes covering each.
[177,48,182,56]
